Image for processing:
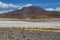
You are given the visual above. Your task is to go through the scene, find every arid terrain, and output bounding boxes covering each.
[0,18,60,28]
[0,0,60,40]
[0,18,60,22]
[0,6,60,40]
[0,27,60,40]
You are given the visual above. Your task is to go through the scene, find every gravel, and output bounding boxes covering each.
[0,28,60,40]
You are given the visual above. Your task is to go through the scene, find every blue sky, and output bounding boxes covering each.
[0,0,60,13]
[0,0,60,8]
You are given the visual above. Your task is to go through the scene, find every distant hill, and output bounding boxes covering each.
[0,6,60,19]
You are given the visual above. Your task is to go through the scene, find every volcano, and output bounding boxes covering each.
[0,6,60,19]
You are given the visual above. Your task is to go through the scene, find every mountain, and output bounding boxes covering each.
[0,6,60,19]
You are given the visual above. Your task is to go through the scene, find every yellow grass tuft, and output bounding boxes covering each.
[0,27,60,32]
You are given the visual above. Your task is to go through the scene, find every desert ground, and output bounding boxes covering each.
[0,18,60,40]
[0,27,60,40]
[0,18,60,28]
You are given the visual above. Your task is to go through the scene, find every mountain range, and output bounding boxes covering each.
[0,6,60,19]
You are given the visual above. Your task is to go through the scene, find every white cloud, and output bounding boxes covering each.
[24,4,32,7]
[45,8,54,11]
[0,1,32,9]
[55,7,60,11]
[45,7,60,11]
[0,3,33,13]
[0,1,19,8]
[0,10,14,13]
[0,1,60,13]
[18,6,23,9]
[0,1,33,13]
[19,4,32,9]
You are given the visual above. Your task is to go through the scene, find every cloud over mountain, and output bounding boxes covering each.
[0,1,32,9]
[0,1,33,13]
[19,4,32,9]
[0,10,13,13]
[0,1,19,8]
[0,6,60,19]
[45,7,60,11]
[0,1,60,14]
[24,4,32,7]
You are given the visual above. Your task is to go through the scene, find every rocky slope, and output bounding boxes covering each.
[0,6,60,19]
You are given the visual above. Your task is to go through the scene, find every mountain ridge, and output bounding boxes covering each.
[0,6,60,19]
